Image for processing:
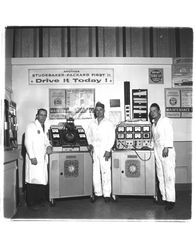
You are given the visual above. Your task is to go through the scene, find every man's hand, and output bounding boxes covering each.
[88,144,94,152]
[46,146,53,155]
[30,158,38,165]
[104,151,111,161]
[162,147,169,158]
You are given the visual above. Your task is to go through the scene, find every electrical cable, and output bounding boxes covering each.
[115,139,153,161]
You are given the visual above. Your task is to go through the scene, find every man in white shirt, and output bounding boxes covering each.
[87,102,115,202]
[150,103,176,210]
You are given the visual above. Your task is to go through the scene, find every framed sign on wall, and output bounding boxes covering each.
[49,88,95,119]
[165,88,192,118]
[172,58,193,88]
[149,68,164,84]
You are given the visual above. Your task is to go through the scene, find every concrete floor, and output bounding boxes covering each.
[12,184,191,221]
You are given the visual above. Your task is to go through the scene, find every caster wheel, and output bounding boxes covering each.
[112,195,118,202]
[153,196,158,201]
[49,199,55,207]
[90,194,95,203]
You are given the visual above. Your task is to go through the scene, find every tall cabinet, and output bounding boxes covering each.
[4,150,19,218]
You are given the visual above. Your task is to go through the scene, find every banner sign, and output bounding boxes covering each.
[29,68,114,85]
[165,88,192,118]
[172,58,193,88]
[49,88,95,119]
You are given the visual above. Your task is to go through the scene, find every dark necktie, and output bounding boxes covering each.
[42,124,45,132]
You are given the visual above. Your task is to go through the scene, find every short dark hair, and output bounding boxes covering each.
[150,103,160,111]
[37,108,47,116]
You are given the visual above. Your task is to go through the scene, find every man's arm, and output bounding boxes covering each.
[25,123,37,164]
[162,118,174,158]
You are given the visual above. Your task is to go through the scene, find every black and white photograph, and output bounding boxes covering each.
[0,1,195,250]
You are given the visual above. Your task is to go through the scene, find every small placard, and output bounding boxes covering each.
[110,99,120,107]
[149,68,164,84]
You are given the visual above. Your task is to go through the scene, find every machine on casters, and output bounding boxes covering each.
[48,118,93,206]
[112,121,157,200]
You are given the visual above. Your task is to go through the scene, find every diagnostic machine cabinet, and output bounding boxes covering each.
[112,121,156,199]
[48,119,93,205]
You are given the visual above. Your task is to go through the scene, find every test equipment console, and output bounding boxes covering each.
[49,118,89,152]
[112,120,156,199]
[48,118,93,205]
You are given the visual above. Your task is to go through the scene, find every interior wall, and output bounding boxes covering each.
[11,57,192,184]
[5,28,14,101]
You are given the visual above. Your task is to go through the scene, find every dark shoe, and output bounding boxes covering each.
[40,201,50,207]
[104,197,111,203]
[28,204,41,211]
[165,202,175,211]
[90,195,99,203]
[154,200,166,206]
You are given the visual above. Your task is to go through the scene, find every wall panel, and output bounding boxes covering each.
[179,28,193,57]
[153,28,176,57]
[125,27,131,57]
[103,27,117,56]
[9,26,193,58]
[89,27,96,57]
[14,29,22,57]
[97,27,104,56]
[76,27,90,57]
[130,28,145,57]
[42,28,50,57]
[116,27,123,57]
[70,27,77,57]
[48,28,62,57]
[61,27,68,57]
[142,28,150,57]
[21,28,35,57]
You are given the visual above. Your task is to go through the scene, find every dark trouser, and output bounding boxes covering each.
[26,183,49,206]
[155,170,162,201]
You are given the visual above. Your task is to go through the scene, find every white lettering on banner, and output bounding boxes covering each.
[29,68,114,85]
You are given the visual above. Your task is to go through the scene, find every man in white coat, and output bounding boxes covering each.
[87,102,115,202]
[25,108,52,208]
[150,103,176,210]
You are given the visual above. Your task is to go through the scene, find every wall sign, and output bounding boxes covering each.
[29,68,114,85]
[172,58,192,88]
[149,68,164,84]
[165,88,192,118]
[49,88,95,119]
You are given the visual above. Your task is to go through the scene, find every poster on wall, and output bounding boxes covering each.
[165,88,192,118]
[49,88,95,119]
[181,89,192,118]
[29,68,114,85]
[172,58,193,88]
[149,68,164,84]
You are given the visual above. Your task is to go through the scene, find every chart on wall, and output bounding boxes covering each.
[132,89,148,121]
[49,89,95,119]
[165,88,192,118]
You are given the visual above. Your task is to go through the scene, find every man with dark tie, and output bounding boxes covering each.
[25,108,52,209]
